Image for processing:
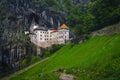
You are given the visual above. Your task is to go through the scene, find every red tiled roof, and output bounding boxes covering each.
[58,24,69,30]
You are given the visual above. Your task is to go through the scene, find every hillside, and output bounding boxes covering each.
[4,27,120,80]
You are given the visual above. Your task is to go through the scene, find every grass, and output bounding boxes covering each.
[3,33,120,80]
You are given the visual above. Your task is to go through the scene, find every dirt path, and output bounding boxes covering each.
[1,57,49,80]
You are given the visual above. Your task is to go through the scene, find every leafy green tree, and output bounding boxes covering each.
[67,5,85,36]
[83,13,95,33]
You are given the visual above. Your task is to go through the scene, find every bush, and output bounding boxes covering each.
[41,44,63,57]
[31,56,41,64]
[50,44,63,53]
[43,50,51,57]
[21,56,41,68]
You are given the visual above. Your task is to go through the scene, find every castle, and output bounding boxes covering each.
[29,23,70,48]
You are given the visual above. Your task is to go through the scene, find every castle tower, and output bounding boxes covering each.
[30,18,38,32]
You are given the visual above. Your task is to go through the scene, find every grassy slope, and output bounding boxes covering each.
[8,33,120,80]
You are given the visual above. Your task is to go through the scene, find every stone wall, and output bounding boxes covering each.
[91,23,120,36]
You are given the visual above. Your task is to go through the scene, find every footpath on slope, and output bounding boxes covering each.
[1,57,49,80]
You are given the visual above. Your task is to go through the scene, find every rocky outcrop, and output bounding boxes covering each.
[60,73,74,80]
[71,0,94,8]
[0,0,66,31]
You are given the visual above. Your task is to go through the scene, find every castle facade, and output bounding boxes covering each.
[29,24,70,48]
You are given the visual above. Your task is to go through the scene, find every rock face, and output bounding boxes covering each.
[0,0,93,31]
[71,0,94,6]
[0,0,66,31]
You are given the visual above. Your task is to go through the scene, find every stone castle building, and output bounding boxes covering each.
[29,23,70,48]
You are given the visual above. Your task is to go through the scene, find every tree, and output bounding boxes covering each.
[88,0,120,30]
[83,13,95,33]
